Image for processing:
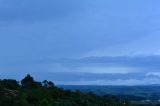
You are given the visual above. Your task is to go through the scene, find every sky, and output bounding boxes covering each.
[0,0,160,85]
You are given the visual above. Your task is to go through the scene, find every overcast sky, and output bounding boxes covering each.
[1,0,160,85]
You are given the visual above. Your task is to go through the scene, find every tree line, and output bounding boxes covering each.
[0,74,133,106]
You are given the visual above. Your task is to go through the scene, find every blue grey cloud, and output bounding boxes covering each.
[1,55,160,85]
[0,0,160,85]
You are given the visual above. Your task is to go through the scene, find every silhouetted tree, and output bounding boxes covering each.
[42,80,48,88]
[42,80,54,88]
[48,81,54,88]
[21,74,37,89]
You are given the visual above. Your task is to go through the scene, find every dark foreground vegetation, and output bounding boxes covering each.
[0,74,160,106]
[0,74,130,106]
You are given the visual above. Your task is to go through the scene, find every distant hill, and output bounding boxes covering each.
[59,85,160,100]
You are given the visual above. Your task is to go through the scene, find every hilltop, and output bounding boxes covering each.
[0,74,128,106]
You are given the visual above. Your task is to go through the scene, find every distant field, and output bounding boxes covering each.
[59,85,160,100]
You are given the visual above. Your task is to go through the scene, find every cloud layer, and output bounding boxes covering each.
[0,0,160,85]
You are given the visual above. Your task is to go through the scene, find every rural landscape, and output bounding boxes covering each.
[1,0,160,106]
[1,74,160,106]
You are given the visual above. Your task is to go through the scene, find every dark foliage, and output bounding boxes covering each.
[0,74,138,106]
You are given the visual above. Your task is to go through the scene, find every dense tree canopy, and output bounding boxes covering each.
[0,74,154,106]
